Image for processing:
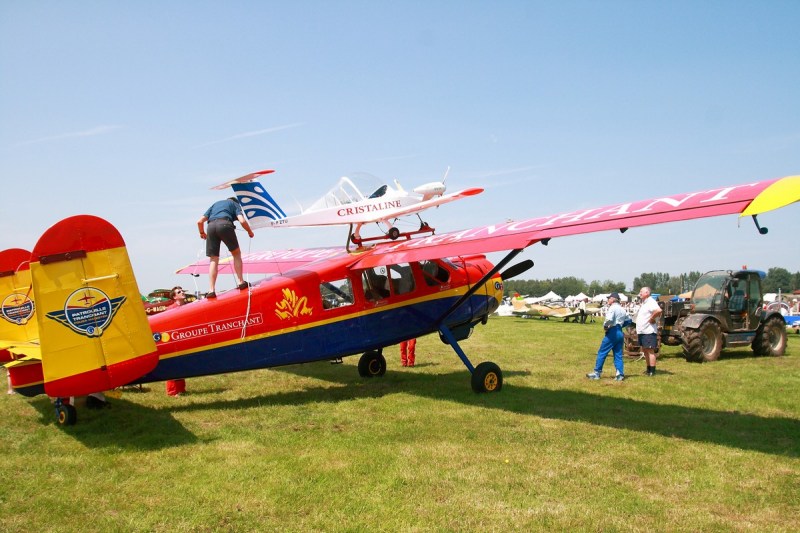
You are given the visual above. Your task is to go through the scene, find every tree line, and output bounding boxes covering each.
[504,267,800,298]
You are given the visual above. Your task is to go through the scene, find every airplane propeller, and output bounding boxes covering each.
[500,259,534,281]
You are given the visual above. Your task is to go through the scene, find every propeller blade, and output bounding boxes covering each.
[500,259,533,281]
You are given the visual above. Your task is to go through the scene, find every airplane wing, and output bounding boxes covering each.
[353,187,484,224]
[175,246,350,275]
[1,341,41,360]
[351,175,800,269]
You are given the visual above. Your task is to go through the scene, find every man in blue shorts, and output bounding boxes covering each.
[636,287,662,376]
[197,197,254,298]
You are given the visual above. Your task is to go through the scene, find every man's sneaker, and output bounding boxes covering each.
[586,371,601,380]
[614,374,625,381]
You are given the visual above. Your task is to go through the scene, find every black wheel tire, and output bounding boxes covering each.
[388,227,401,240]
[471,362,503,393]
[683,320,722,362]
[357,350,386,378]
[752,316,787,356]
[56,404,77,426]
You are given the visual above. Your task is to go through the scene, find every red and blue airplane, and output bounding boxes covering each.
[1,173,798,425]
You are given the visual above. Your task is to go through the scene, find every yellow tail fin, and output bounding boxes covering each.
[30,215,158,397]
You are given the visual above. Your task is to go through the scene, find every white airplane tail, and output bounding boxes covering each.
[230,180,288,229]
[212,170,288,229]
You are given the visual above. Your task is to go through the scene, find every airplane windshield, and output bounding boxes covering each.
[306,173,387,211]
[421,260,450,286]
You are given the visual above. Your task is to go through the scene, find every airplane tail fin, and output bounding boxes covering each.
[230,179,288,229]
[211,169,287,229]
[0,248,39,350]
[0,248,46,396]
[30,215,158,397]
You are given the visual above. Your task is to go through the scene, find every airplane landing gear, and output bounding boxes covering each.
[471,362,503,393]
[54,398,77,426]
[439,325,503,393]
[358,350,386,377]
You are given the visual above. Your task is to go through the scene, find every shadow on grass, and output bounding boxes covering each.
[36,360,797,456]
[220,363,797,458]
[27,396,198,451]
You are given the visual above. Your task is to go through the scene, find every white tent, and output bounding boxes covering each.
[574,292,589,301]
[538,290,562,302]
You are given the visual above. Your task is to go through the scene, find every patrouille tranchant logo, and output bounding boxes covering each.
[46,287,126,337]
[1,292,35,325]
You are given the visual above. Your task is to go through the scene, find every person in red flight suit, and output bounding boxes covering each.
[400,338,417,367]
[165,286,188,397]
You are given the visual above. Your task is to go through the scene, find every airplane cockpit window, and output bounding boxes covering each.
[389,263,415,295]
[368,184,388,199]
[421,260,450,286]
[320,278,354,309]
[362,267,390,302]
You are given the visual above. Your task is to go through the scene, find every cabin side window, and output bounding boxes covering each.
[389,263,415,295]
[362,266,390,302]
[421,260,450,286]
[320,278,354,309]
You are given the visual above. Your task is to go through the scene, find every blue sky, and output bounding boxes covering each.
[1,1,798,294]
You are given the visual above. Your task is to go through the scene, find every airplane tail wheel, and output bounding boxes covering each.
[388,227,400,240]
[471,361,503,393]
[358,350,386,378]
[56,404,77,426]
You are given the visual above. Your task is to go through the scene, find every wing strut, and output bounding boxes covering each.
[436,247,525,327]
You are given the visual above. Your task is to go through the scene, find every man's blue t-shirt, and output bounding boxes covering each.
[204,199,243,222]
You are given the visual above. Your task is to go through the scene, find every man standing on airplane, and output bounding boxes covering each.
[197,197,254,298]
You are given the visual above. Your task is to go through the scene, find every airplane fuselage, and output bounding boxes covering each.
[143,254,503,383]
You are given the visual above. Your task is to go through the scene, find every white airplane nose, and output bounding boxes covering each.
[413,182,446,201]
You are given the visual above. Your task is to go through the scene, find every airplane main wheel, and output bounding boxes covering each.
[388,227,400,240]
[56,404,77,426]
[358,350,386,378]
[471,362,503,393]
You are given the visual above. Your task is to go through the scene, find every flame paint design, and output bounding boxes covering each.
[275,288,313,320]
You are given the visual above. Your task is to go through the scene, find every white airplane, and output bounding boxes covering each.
[212,169,483,245]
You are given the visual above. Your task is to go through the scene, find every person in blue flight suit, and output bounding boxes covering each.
[586,293,631,381]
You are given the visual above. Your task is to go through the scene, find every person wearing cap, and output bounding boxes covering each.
[197,196,254,298]
[165,286,189,396]
[586,292,630,381]
[635,286,662,376]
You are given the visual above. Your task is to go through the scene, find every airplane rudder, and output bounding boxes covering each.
[232,181,287,226]
[30,215,158,397]
[0,248,38,344]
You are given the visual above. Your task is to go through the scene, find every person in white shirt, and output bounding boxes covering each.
[635,287,662,376]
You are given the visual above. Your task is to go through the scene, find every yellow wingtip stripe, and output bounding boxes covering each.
[740,175,800,217]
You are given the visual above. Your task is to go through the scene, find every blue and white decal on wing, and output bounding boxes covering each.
[231,182,288,228]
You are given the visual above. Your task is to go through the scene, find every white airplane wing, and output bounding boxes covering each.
[357,187,484,223]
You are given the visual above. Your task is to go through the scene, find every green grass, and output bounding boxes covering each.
[2,319,799,532]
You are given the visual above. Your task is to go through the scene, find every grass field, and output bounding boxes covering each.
[2,318,798,532]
